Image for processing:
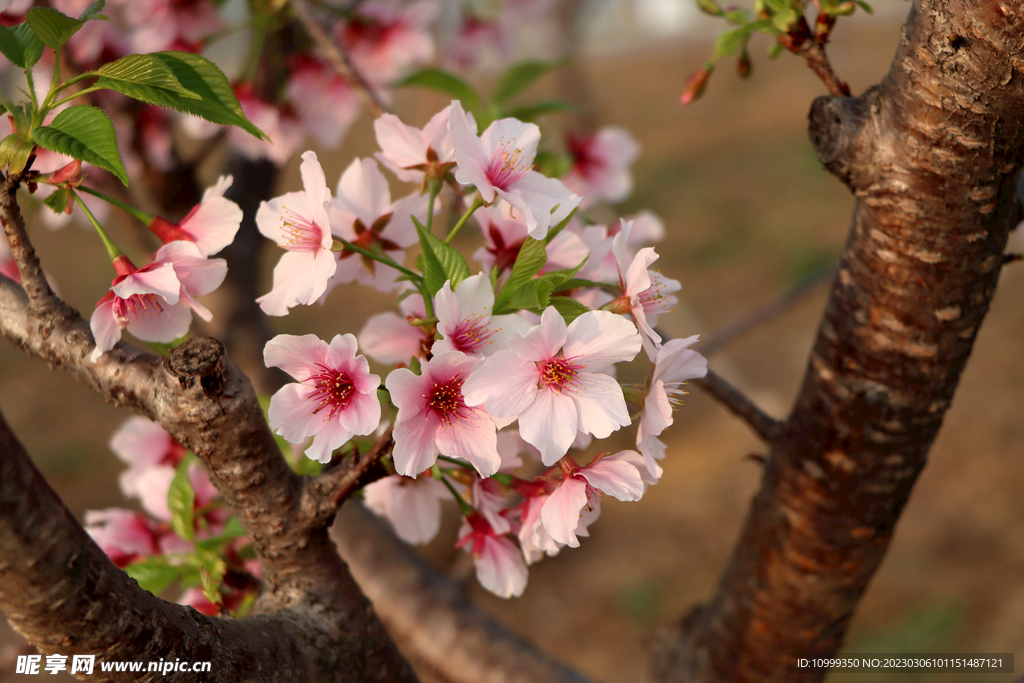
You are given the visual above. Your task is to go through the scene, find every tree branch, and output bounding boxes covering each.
[693,369,784,443]
[655,1,1024,680]
[302,427,393,525]
[0,171,56,308]
[333,504,597,683]
[289,0,388,118]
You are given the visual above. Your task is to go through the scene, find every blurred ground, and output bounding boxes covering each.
[4,9,1024,683]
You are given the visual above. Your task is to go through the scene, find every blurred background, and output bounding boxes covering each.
[3,2,1024,681]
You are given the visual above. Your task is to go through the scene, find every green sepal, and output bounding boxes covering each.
[42,187,71,215]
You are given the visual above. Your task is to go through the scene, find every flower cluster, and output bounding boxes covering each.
[254,101,706,597]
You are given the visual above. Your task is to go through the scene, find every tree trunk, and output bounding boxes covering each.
[654,1,1024,681]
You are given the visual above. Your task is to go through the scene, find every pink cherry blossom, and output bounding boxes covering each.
[338,0,438,88]
[358,290,430,365]
[374,104,472,185]
[463,308,642,465]
[226,86,304,167]
[264,333,382,464]
[286,58,362,150]
[541,451,645,547]
[443,14,513,70]
[433,274,532,357]
[455,513,528,598]
[256,151,337,316]
[471,201,589,275]
[148,175,242,257]
[110,416,187,500]
[562,127,640,207]
[386,352,501,477]
[91,242,226,362]
[610,219,682,359]
[448,100,581,239]
[328,157,429,293]
[84,509,159,568]
[637,335,707,477]
[362,474,448,544]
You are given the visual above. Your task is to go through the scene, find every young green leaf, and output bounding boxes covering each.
[537,257,587,291]
[503,100,577,123]
[414,216,470,297]
[0,23,45,69]
[0,133,36,175]
[395,68,484,121]
[78,0,108,22]
[122,52,266,140]
[124,558,182,597]
[96,54,200,100]
[549,295,591,324]
[42,187,71,215]
[492,59,569,107]
[494,236,547,313]
[504,278,554,312]
[26,6,86,50]
[168,457,196,543]
[32,105,128,185]
[198,549,226,605]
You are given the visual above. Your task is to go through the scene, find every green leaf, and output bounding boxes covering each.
[194,517,247,552]
[42,187,71,215]
[26,6,85,50]
[33,105,128,185]
[714,26,748,59]
[494,236,547,314]
[0,23,45,69]
[97,54,200,100]
[0,133,35,174]
[198,549,226,605]
[125,558,182,597]
[395,68,484,120]
[550,295,591,324]
[550,276,606,293]
[538,258,587,291]
[854,0,873,13]
[505,278,553,312]
[168,456,196,542]
[414,216,471,297]
[503,100,577,123]
[78,0,108,22]
[112,52,265,140]
[492,59,568,106]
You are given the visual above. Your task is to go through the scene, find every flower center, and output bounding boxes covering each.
[113,293,164,329]
[280,208,324,252]
[487,137,532,189]
[539,357,584,394]
[307,363,355,419]
[638,271,676,317]
[450,312,496,354]
[425,375,470,427]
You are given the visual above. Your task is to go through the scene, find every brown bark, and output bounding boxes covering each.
[653,1,1024,681]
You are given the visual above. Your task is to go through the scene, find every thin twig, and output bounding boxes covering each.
[0,171,56,308]
[694,368,784,443]
[700,263,835,357]
[800,40,850,97]
[302,426,394,523]
[290,0,389,118]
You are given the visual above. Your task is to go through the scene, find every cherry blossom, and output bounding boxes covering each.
[637,335,707,477]
[148,175,242,257]
[337,0,438,88]
[84,509,159,568]
[471,201,589,275]
[264,334,382,464]
[358,290,430,365]
[463,308,642,465]
[448,100,580,239]
[609,218,681,359]
[374,104,472,186]
[562,127,640,207]
[455,513,528,598]
[362,474,449,544]
[91,242,226,362]
[433,274,532,357]
[256,151,337,316]
[541,451,646,547]
[328,157,429,293]
[110,416,186,501]
[386,352,501,477]
[286,58,362,150]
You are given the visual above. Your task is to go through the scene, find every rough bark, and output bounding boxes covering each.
[653,1,1024,681]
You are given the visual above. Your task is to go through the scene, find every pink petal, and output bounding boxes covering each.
[518,388,578,465]
[563,310,641,368]
[474,534,528,598]
[264,333,329,381]
[579,455,645,501]
[573,371,631,439]
[434,409,500,477]
[112,262,181,304]
[541,477,588,547]
[461,349,538,417]
[89,299,121,361]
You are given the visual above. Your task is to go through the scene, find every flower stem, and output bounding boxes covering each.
[330,237,420,280]
[71,190,122,261]
[439,475,474,516]
[78,185,155,225]
[445,193,484,244]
